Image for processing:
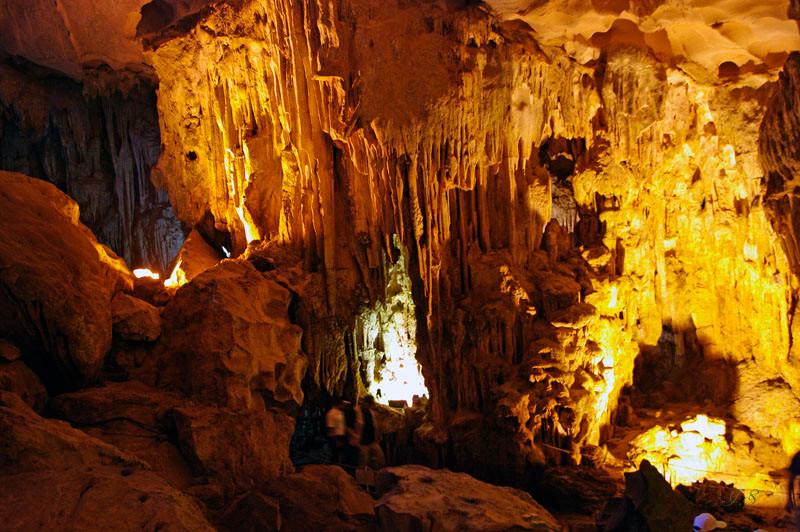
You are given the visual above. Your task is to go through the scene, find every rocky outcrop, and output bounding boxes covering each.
[0,467,218,532]
[49,381,194,489]
[0,171,132,391]
[221,492,281,532]
[154,259,306,409]
[530,466,619,515]
[0,390,143,474]
[374,465,562,532]
[164,228,223,287]
[0,360,47,412]
[172,400,295,492]
[0,391,215,532]
[112,293,163,341]
[624,460,697,532]
[265,465,376,532]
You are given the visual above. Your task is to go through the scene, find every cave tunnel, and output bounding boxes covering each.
[3,0,800,531]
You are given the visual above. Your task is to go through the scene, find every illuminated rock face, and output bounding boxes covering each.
[147,0,800,477]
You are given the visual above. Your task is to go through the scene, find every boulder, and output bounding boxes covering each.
[156,259,307,409]
[530,466,619,515]
[221,492,281,532]
[374,465,562,532]
[0,467,217,532]
[50,382,194,489]
[132,276,172,307]
[0,171,129,390]
[0,389,216,531]
[0,360,48,412]
[165,229,223,287]
[172,399,294,491]
[624,460,697,532]
[111,293,163,341]
[0,390,143,474]
[265,465,376,532]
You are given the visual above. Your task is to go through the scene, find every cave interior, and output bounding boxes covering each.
[3,0,800,531]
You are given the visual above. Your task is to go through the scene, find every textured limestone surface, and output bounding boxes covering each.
[154,259,307,409]
[375,465,562,532]
[145,0,800,478]
[111,292,163,342]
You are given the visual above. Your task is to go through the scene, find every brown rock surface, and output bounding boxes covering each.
[156,259,306,409]
[0,467,217,532]
[0,360,48,412]
[265,465,376,532]
[221,492,281,532]
[50,381,193,489]
[0,171,126,390]
[112,292,163,341]
[374,465,562,532]
[172,400,294,491]
[0,390,143,474]
[0,339,21,361]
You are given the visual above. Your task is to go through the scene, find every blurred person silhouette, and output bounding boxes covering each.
[786,450,800,512]
[359,395,386,469]
[325,398,346,464]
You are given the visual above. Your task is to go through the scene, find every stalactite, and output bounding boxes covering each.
[148,0,799,476]
[0,62,182,274]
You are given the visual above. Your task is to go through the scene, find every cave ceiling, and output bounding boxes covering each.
[2,0,800,83]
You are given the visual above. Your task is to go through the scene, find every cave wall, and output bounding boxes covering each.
[146,0,800,478]
[0,60,183,274]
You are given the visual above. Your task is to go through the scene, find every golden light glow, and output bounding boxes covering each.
[133,268,160,280]
[164,260,187,289]
[783,420,800,456]
[628,415,727,487]
[236,205,256,244]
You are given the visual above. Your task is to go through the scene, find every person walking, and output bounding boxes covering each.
[325,398,347,465]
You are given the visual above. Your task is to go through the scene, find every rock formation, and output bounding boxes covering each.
[375,465,562,532]
[4,0,800,529]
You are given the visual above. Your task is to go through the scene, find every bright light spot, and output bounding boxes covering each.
[744,242,758,262]
[221,246,231,258]
[164,260,187,289]
[663,239,676,251]
[359,237,427,407]
[236,205,256,244]
[133,268,159,280]
[608,285,619,310]
[723,145,736,169]
[628,414,728,487]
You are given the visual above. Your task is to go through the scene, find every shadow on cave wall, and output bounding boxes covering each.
[632,320,739,413]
